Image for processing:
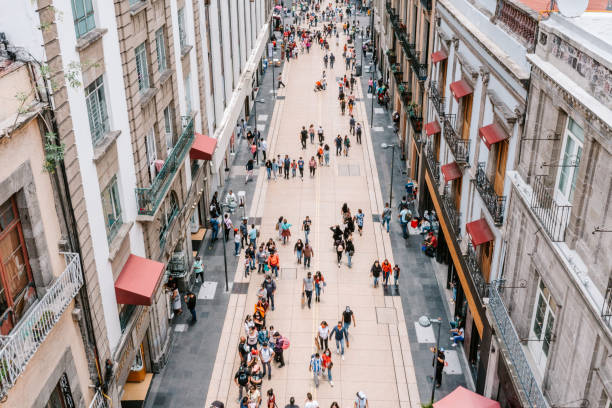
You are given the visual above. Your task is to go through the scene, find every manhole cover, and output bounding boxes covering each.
[231,282,249,294]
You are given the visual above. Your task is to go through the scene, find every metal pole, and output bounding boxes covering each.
[222,219,229,292]
[431,320,441,404]
[272,55,276,99]
[389,145,395,205]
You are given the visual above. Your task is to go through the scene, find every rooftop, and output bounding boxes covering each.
[515,0,612,12]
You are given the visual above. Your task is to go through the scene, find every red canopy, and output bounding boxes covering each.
[431,50,448,64]
[190,133,217,161]
[434,386,501,408]
[441,162,461,182]
[466,219,494,247]
[424,120,441,136]
[479,123,507,149]
[449,79,473,101]
[115,254,165,306]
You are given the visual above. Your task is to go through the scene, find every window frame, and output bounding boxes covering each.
[163,105,174,153]
[555,117,584,204]
[135,42,150,92]
[101,176,123,243]
[184,73,192,115]
[155,27,168,73]
[145,128,158,183]
[85,75,109,145]
[528,277,556,374]
[71,0,96,39]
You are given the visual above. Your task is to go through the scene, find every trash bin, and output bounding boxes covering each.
[355,63,362,77]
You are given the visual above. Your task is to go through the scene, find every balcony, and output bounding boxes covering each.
[385,49,397,65]
[425,143,440,185]
[421,0,432,11]
[489,282,548,408]
[428,81,446,118]
[474,162,506,225]
[407,104,423,133]
[136,116,195,216]
[442,115,470,164]
[496,0,538,49]
[442,185,462,235]
[89,390,109,408]
[398,82,412,104]
[602,280,612,332]
[0,253,83,398]
[464,243,488,299]
[530,175,571,242]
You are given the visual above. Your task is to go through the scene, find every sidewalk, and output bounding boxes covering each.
[354,13,471,402]
[204,23,419,408]
[144,52,280,408]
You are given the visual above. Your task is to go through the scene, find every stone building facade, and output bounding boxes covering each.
[495,11,612,408]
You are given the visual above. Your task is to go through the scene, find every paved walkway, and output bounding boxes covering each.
[204,25,419,408]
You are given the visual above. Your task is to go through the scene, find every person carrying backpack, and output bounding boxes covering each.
[234,363,251,401]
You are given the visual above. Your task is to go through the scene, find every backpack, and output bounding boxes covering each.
[237,367,249,385]
[281,337,290,349]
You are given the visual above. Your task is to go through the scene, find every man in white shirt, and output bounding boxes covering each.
[260,342,274,380]
[318,321,330,351]
[260,139,268,161]
[354,391,369,408]
[304,392,319,408]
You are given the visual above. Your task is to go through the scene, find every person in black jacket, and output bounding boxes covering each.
[184,291,197,322]
[345,237,355,268]
[370,261,382,288]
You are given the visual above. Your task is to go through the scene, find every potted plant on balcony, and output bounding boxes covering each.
[32,310,56,343]
[0,358,15,388]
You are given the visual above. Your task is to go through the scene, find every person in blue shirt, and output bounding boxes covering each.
[329,321,349,360]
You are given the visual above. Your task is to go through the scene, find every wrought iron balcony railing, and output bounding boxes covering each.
[464,243,488,299]
[408,104,423,133]
[496,0,538,48]
[421,0,432,11]
[136,116,195,216]
[489,282,549,408]
[530,175,571,242]
[0,253,83,398]
[425,143,440,186]
[428,81,446,118]
[474,162,506,225]
[89,390,109,408]
[442,116,470,163]
[602,280,612,332]
[385,49,397,64]
[442,185,462,235]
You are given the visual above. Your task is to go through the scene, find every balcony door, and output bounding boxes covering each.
[478,240,493,283]
[461,94,473,140]
[493,140,508,196]
[439,59,447,99]
[554,117,584,205]
[145,129,158,184]
[453,177,462,211]
[529,277,556,374]
[434,132,441,161]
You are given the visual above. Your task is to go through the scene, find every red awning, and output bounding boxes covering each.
[115,254,165,306]
[424,120,441,136]
[441,162,461,182]
[431,50,448,64]
[434,386,501,408]
[190,133,217,161]
[466,218,494,247]
[449,79,473,101]
[479,123,508,149]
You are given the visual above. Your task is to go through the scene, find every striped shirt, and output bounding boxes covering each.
[310,355,322,373]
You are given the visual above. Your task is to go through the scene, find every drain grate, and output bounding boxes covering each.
[231,282,249,294]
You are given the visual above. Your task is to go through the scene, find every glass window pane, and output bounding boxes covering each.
[84,0,93,14]
[0,201,15,231]
[568,118,584,142]
[543,313,554,356]
[532,294,546,339]
[73,0,85,19]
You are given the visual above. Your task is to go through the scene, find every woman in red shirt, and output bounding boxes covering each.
[382,259,392,287]
[321,348,334,387]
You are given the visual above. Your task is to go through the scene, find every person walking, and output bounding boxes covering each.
[291,159,297,178]
[272,158,279,180]
[300,126,308,149]
[321,348,334,387]
[342,306,356,334]
[399,205,411,239]
[430,346,447,388]
[309,124,316,144]
[268,250,280,278]
[280,218,292,244]
[266,389,277,408]
[304,392,319,408]
[261,139,268,161]
[343,134,351,156]
[283,155,291,179]
[382,202,392,233]
[184,291,197,322]
[302,215,312,243]
[260,343,275,380]
[314,271,325,302]
[370,260,382,287]
[354,209,364,236]
[323,144,330,166]
[309,353,323,388]
[264,275,276,311]
[329,321,349,360]
[382,259,392,286]
[277,73,286,88]
[303,242,314,268]
[234,363,251,402]
[193,256,204,282]
[298,157,305,179]
[309,156,317,177]
[256,245,268,274]
[284,397,299,408]
[294,239,304,264]
[355,122,362,144]
[349,115,356,135]
[317,321,330,350]
[393,264,401,287]
[334,238,344,267]
[234,228,241,256]
[317,125,325,143]
[248,224,258,248]
[354,391,369,408]
[302,271,314,308]
[334,134,342,155]
[345,237,355,268]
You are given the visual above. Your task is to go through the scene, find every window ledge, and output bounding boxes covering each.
[180,45,193,58]
[138,87,158,108]
[129,0,149,16]
[159,69,174,85]
[75,28,108,53]
[108,221,133,261]
[92,130,122,163]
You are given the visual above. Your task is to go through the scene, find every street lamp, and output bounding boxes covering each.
[419,316,443,404]
[219,204,231,292]
[381,143,397,206]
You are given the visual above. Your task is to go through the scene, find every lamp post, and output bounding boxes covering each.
[419,316,443,404]
[220,204,231,292]
[381,143,397,205]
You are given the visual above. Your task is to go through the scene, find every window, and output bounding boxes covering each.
[0,196,34,333]
[135,43,150,91]
[159,192,179,245]
[101,177,122,242]
[85,76,109,145]
[461,94,473,140]
[164,106,174,153]
[178,8,187,49]
[529,277,556,373]
[439,58,448,98]
[71,0,95,38]
[145,129,158,183]
[119,304,136,332]
[184,74,192,114]
[44,374,74,408]
[155,27,167,72]
[555,117,584,203]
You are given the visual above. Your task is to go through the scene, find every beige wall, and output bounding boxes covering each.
[2,305,92,408]
[0,65,36,124]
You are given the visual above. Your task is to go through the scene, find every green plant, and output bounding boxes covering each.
[43,132,65,174]
[32,310,56,342]
[65,60,101,88]
[421,403,434,408]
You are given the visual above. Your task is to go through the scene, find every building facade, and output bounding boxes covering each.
[1,0,273,406]
[0,53,92,407]
[492,11,612,408]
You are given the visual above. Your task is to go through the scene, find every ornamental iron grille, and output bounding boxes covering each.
[474,162,506,225]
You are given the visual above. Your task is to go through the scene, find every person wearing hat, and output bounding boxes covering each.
[430,346,447,388]
[354,391,368,408]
